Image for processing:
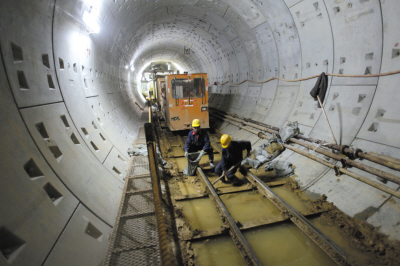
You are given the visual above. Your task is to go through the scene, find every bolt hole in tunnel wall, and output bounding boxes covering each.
[1,0,400,265]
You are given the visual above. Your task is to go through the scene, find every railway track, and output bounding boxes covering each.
[156,123,354,266]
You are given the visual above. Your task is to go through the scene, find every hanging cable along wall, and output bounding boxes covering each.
[216,69,400,85]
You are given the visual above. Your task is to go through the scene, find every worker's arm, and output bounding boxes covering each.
[237,141,252,157]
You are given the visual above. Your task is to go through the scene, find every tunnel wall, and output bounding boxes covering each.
[1,0,400,265]
[210,0,400,242]
[0,0,142,264]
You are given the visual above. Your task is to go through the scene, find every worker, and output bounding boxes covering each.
[184,119,214,168]
[215,134,251,184]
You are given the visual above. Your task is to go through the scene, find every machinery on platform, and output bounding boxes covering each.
[156,73,209,131]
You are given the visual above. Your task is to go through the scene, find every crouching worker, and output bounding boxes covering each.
[215,134,251,185]
[184,119,214,168]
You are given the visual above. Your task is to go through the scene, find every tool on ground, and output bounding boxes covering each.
[212,159,245,185]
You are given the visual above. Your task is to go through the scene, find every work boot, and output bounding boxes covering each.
[209,161,215,169]
[221,177,233,184]
[232,178,244,186]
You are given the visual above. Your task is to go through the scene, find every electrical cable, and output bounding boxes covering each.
[216,69,400,85]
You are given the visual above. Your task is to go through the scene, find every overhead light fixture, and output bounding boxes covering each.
[83,3,100,34]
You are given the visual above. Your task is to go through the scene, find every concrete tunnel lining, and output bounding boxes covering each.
[0,0,400,265]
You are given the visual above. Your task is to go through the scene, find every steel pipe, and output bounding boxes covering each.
[290,138,400,185]
[213,110,400,172]
[211,112,400,185]
[274,138,400,199]
[145,123,172,266]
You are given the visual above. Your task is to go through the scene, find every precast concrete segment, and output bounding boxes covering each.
[43,204,113,266]
[197,168,262,266]
[20,103,122,225]
[244,170,353,266]
[53,1,138,159]
[0,0,63,108]
[0,47,79,266]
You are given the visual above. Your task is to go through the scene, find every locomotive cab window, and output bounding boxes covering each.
[171,78,205,99]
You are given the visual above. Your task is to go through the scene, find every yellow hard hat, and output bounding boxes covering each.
[220,134,232,148]
[192,119,201,127]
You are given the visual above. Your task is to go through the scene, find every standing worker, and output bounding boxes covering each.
[215,134,251,185]
[184,119,215,168]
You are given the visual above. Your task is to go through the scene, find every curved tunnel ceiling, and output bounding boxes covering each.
[1,0,400,265]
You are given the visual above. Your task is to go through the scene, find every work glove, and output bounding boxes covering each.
[185,152,188,158]
[194,150,204,163]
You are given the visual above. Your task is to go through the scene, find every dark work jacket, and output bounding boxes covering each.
[183,130,212,152]
[221,141,251,171]
[310,72,328,108]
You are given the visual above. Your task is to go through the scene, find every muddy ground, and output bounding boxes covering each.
[156,125,400,266]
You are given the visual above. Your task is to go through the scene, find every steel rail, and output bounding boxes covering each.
[197,168,262,266]
[181,209,328,241]
[207,131,353,265]
[244,170,353,266]
[211,114,400,199]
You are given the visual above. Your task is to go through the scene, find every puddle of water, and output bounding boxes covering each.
[177,177,204,195]
[271,185,312,212]
[244,222,337,266]
[168,137,180,146]
[309,217,373,265]
[177,198,223,230]
[220,191,281,222]
[192,236,246,266]
[170,146,184,157]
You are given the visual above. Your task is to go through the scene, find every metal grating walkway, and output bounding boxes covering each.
[103,128,161,265]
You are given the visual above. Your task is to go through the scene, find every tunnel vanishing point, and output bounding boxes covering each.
[1,0,400,265]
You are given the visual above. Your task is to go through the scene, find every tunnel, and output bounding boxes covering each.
[1,0,400,265]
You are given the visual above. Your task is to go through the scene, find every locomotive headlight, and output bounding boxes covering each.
[201,106,207,112]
